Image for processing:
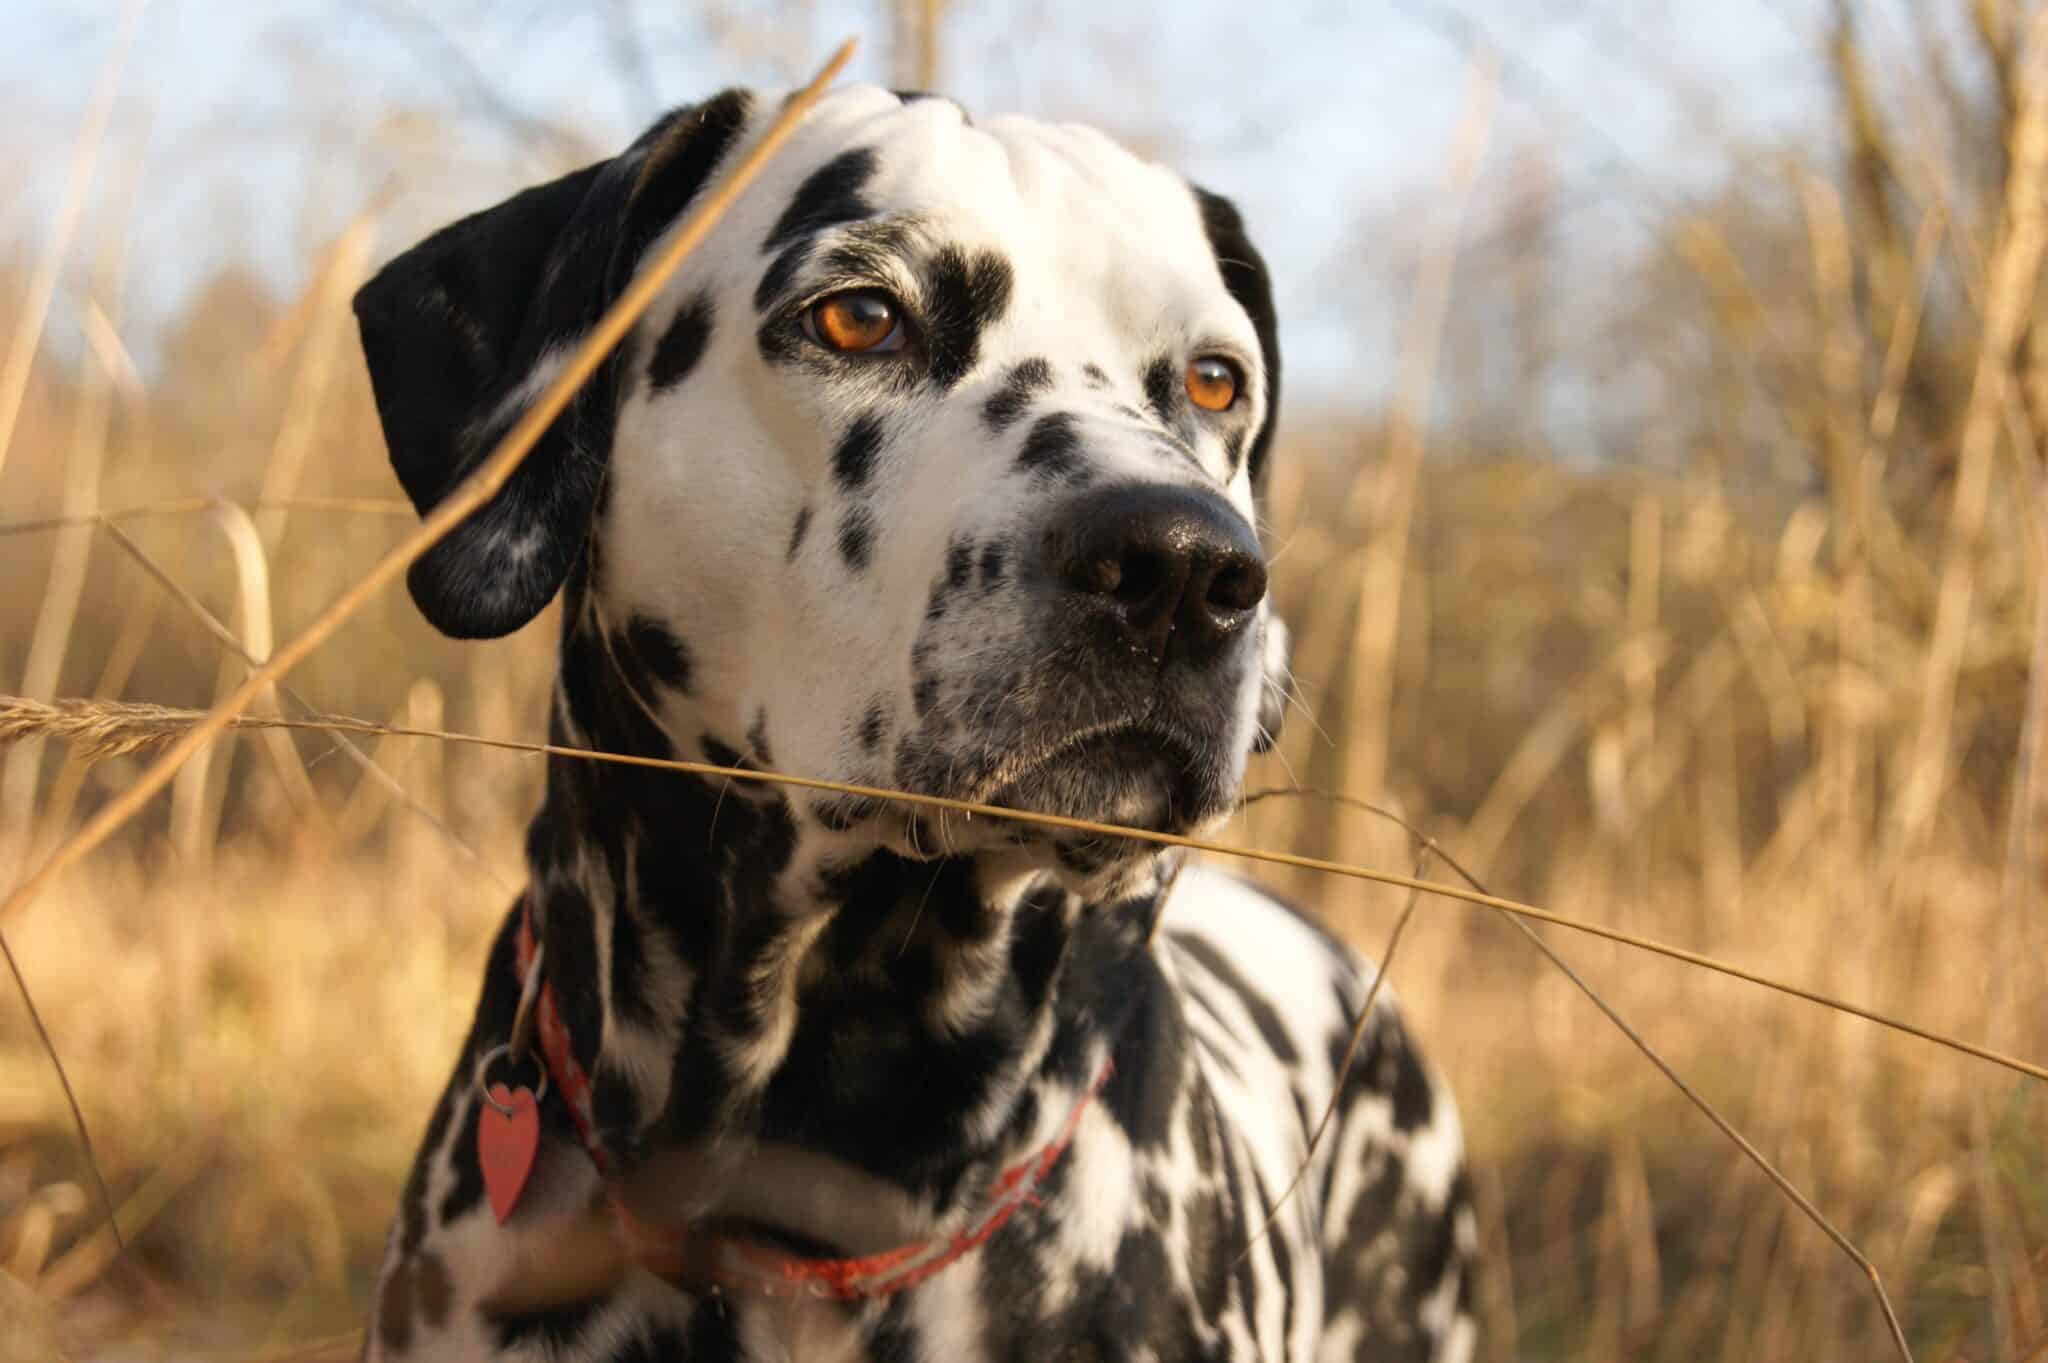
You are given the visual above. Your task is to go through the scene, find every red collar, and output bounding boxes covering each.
[513,898,1110,1300]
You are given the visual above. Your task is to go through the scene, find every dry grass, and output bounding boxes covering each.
[2,4,2047,1360]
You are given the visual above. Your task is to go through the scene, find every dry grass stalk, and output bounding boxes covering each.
[1343,58,1497,814]
[169,502,322,866]
[0,697,222,765]
[0,284,117,865]
[1898,8,2048,856]
[75,523,506,888]
[0,496,415,538]
[255,210,383,552]
[0,37,859,931]
[6,691,2043,1093]
[0,0,144,488]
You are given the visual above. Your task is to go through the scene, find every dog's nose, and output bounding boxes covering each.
[1050,485,1267,661]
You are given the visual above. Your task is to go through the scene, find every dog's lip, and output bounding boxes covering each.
[968,713,1198,809]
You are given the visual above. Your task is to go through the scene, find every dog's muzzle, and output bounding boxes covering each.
[958,482,1267,832]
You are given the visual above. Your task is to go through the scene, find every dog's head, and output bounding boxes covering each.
[357,85,1288,864]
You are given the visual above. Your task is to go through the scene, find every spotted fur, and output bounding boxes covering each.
[355,83,1475,1362]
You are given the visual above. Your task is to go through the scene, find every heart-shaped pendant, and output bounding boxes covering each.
[478,1083,540,1224]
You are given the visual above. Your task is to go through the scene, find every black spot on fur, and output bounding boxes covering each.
[1102,955,1183,1150]
[1185,1082,1221,1179]
[923,247,1014,389]
[701,734,750,772]
[766,148,878,253]
[747,709,775,767]
[754,241,809,313]
[858,699,889,752]
[1142,1176,1172,1227]
[1184,1178,1232,1319]
[813,795,884,831]
[1180,991,1247,1084]
[867,1298,925,1363]
[912,673,939,717]
[1142,354,1180,427]
[614,1326,687,1363]
[590,1064,640,1151]
[753,147,879,316]
[1225,427,1249,474]
[1171,930,1300,1065]
[983,356,1054,432]
[608,900,657,1029]
[1110,1228,1207,1359]
[787,503,812,559]
[680,1296,740,1356]
[1269,1195,1299,1345]
[946,538,974,590]
[833,413,885,492]
[979,540,1007,587]
[621,614,692,691]
[487,1294,607,1354]
[646,291,714,391]
[1082,362,1110,388]
[543,882,604,1075]
[1412,1169,1468,1292]
[1372,1013,1437,1132]
[1017,411,1084,478]
[838,506,874,570]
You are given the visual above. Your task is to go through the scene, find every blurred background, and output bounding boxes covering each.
[1,1,2044,1358]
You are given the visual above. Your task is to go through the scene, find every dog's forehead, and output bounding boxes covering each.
[735,87,1239,331]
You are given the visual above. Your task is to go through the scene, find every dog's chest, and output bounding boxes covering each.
[456,1080,1295,1363]
[369,902,1341,1363]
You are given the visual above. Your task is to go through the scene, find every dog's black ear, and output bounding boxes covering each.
[355,92,753,638]
[1191,187,1281,491]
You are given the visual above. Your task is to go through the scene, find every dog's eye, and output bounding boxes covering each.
[806,291,906,354]
[1186,355,1241,412]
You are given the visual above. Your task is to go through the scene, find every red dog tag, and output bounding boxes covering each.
[478,1083,540,1224]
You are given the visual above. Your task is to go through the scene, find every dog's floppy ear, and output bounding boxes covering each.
[1191,187,1281,491]
[354,92,753,638]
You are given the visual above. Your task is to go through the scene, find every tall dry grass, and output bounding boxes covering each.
[1,4,2046,1359]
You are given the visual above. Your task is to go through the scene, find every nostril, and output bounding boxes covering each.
[1206,557,1267,614]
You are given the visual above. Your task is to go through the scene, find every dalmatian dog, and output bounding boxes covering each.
[354,83,1477,1362]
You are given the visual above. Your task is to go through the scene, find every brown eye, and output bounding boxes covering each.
[1186,355,1241,411]
[807,291,905,354]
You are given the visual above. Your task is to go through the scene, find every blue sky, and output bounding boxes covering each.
[5,0,1851,412]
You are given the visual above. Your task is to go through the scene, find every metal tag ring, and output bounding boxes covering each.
[473,1041,549,1116]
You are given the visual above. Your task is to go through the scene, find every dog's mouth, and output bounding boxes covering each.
[973,716,1226,834]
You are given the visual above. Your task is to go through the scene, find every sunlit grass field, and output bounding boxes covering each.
[3,5,2046,1359]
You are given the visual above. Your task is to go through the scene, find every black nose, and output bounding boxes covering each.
[1050,485,1267,661]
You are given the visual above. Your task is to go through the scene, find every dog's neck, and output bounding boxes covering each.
[521,601,1164,1221]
